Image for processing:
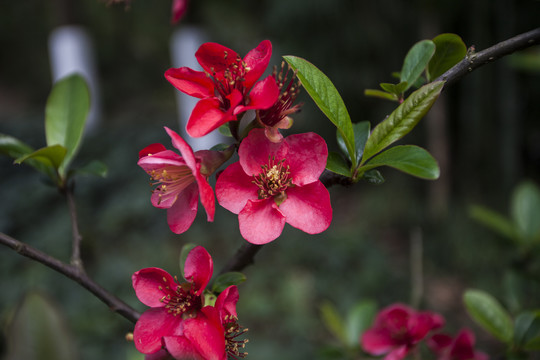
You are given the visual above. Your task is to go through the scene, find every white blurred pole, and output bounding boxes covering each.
[170,26,225,151]
[48,26,101,135]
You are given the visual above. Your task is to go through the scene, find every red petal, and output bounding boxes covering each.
[279,182,332,234]
[138,150,186,173]
[183,311,226,360]
[238,199,286,244]
[238,128,288,176]
[165,127,197,171]
[234,76,280,114]
[186,98,231,137]
[164,67,214,98]
[215,285,239,319]
[184,246,213,295]
[139,143,167,159]
[216,162,258,214]
[427,333,453,354]
[410,311,445,341]
[144,348,174,360]
[134,308,183,354]
[164,336,205,360]
[450,329,476,360]
[243,40,272,89]
[361,328,398,355]
[385,345,409,360]
[166,182,199,234]
[195,42,238,80]
[285,132,328,186]
[171,0,189,24]
[132,267,178,308]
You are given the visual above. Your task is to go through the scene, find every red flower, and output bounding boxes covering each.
[164,286,248,360]
[361,303,445,360]
[138,127,228,234]
[428,329,488,360]
[171,0,188,24]
[215,128,332,244]
[165,40,280,137]
[132,246,213,356]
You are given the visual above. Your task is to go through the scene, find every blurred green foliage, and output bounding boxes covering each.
[1,0,540,359]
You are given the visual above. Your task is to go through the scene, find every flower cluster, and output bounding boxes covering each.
[132,246,247,360]
[361,304,487,360]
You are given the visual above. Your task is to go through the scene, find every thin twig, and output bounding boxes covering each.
[63,184,84,270]
[219,27,540,275]
[0,231,140,323]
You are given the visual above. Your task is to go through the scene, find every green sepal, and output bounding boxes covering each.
[284,55,356,165]
[211,272,247,294]
[400,40,436,92]
[45,73,90,177]
[361,81,444,164]
[463,289,514,343]
[359,145,440,180]
[326,151,352,177]
[427,33,467,81]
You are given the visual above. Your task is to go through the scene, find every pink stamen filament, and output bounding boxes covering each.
[148,165,195,205]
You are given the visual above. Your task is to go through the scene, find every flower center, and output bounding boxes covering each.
[210,52,251,107]
[159,280,202,318]
[224,315,248,359]
[252,157,293,204]
[148,165,195,205]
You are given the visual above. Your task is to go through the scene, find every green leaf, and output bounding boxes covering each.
[0,133,52,176]
[511,181,540,244]
[337,121,371,164]
[320,301,348,346]
[427,33,467,81]
[400,40,436,92]
[211,272,247,293]
[14,144,67,180]
[514,311,540,350]
[345,300,377,347]
[69,160,108,178]
[5,292,77,360]
[45,73,90,176]
[361,81,444,163]
[179,243,197,279]
[464,289,514,343]
[218,124,232,137]
[284,55,356,164]
[469,205,518,242]
[364,89,398,101]
[326,151,352,177]
[359,145,439,180]
[363,169,385,184]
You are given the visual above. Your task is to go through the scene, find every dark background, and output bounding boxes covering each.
[1,0,539,359]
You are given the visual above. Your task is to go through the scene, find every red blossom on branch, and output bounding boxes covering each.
[171,0,188,24]
[215,128,332,244]
[165,40,279,137]
[138,127,231,234]
[361,303,445,360]
[428,329,488,360]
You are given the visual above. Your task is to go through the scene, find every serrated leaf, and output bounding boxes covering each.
[179,243,197,279]
[320,301,348,346]
[514,311,540,350]
[400,40,436,92]
[359,145,439,179]
[337,121,371,164]
[326,151,351,177]
[5,292,77,360]
[211,272,246,293]
[464,289,514,343]
[469,205,518,242]
[284,55,356,164]
[427,33,467,81]
[364,89,398,101]
[511,181,540,244]
[345,300,377,347]
[45,74,90,176]
[14,144,67,178]
[361,81,444,163]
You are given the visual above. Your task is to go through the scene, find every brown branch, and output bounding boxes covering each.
[63,184,84,270]
[0,231,140,324]
[219,27,540,276]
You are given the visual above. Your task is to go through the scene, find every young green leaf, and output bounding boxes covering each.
[361,81,444,164]
[337,121,371,164]
[511,181,540,244]
[364,89,398,101]
[326,152,352,177]
[469,205,518,242]
[45,73,90,176]
[211,272,247,293]
[0,133,53,176]
[359,145,439,180]
[14,145,67,172]
[427,33,467,81]
[514,311,540,350]
[345,300,377,347]
[284,55,356,164]
[320,301,348,346]
[400,40,436,92]
[464,289,514,343]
